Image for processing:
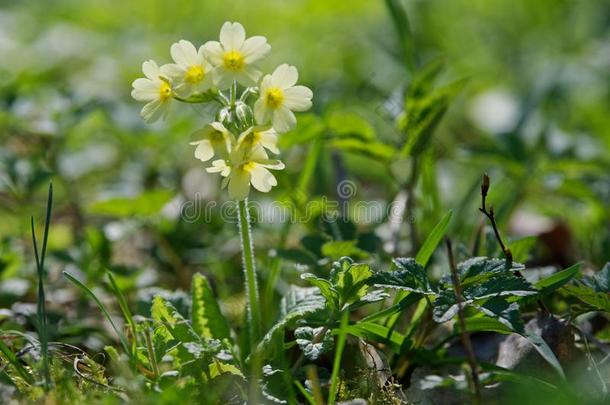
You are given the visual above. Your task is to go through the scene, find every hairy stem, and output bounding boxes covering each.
[237,199,261,348]
[446,238,481,404]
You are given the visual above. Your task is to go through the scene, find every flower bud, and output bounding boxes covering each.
[235,101,254,127]
[216,106,232,125]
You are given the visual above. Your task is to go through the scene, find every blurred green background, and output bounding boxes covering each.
[1,0,609,341]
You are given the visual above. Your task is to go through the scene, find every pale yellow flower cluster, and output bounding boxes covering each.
[131,22,313,200]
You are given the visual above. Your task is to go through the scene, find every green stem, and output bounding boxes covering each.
[328,311,349,405]
[237,198,261,348]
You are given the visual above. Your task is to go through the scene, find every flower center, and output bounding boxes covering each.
[223,50,245,71]
[242,161,257,172]
[158,80,172,101]
[264,87,284,109]
[185,65,204,84]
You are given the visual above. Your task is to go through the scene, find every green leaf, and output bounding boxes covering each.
[301,273,339,311]
[87,189,173,217]
[326,110,375,140]
[509,236,538,263]
[458,316,513,335]
[256,286,327,357]
[474,297,524,333]
[399,78,466,158]
[561,262,610,312]
[415,209,453,266]
[370,258,433,294]
[451,257,526,288]
[534,262,582,297]
[190,273,231,341]
[345,322,407,353]
[328,138,395,161]
[433,273,535,323]
[294,326,334,361]
[321,240,368,260]
[331,259,373,306]
[151,295,200,344]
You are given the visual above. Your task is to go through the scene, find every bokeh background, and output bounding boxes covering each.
[1,0,609,350]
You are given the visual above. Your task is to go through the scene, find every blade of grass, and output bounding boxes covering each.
[294,380,316,405]
[415,209,453,266]
[107,271,138,364]
[0,338,34,385]
[31,181,53,390]
[328,311,349,405]
[63,271,135,366]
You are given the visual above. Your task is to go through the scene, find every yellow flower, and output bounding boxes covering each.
[236,126,279,155]
[163,40,214,97]
[203,22,271,89]
[207,145,284,200]
[189,122,234,162]
[131,60,174,123]
[254,64,312,133]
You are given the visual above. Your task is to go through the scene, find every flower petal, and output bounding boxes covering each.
[142,60,160,80]
[235,65,261,87]
[220,22,245,50]
[202,40,224,65]
[272,106,296,133]
[271,64,298,89]
[131,78,159,101]
[241,36,270,63]
[254,99,271,125]
[250,166,276,192]
[141,99,168,123]
[171,40,198,67]
[283,86,313,111]
[191,139,214,162]
[259,130,279,154]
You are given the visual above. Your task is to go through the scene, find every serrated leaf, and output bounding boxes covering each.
[450,257,526,288]
[301,273,339,311]
[190,273,231,341]
[295,326,334,361]
[433,273,535,323]
[371,257,433,294]
[474,297,524,333]
[151,295,200,344]
[332,260,373,306]
[256,286,327,357]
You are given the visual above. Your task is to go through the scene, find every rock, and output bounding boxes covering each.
[496,313,574,373]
